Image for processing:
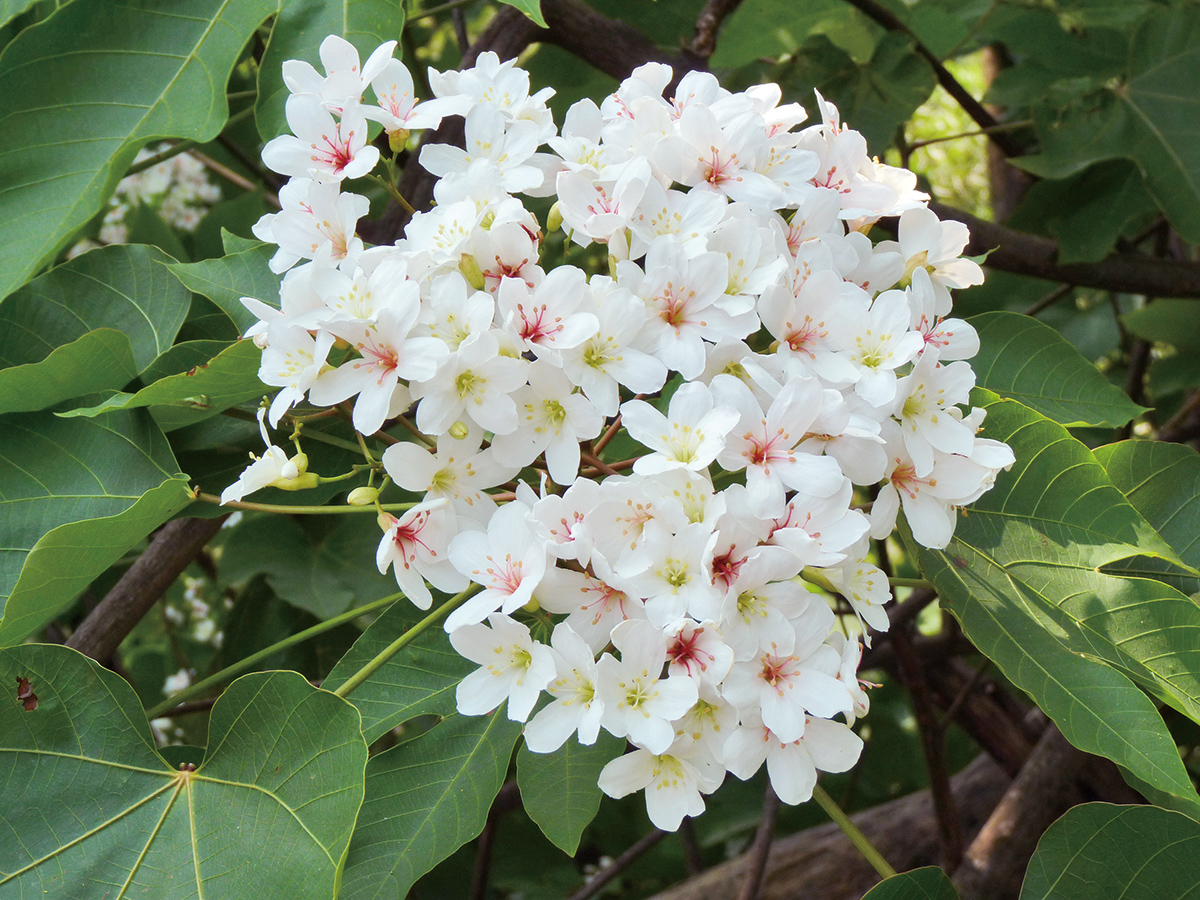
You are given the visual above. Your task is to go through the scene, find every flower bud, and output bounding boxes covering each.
[448,420,470,440]
[273,472,320,492]
[377,511,395,531]
[348,486,379,506]
[387,127,410,153]
[546,201,564,234]
[458,254,486,290]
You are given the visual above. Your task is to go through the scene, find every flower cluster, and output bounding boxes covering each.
[230,37,1013,831]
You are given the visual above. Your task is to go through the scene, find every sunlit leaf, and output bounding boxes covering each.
[497,0,546,28]
[0,646,368,898]
[168,242,283,334]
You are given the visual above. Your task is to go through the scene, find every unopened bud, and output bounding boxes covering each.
[348,486,379,507]
[387,127,411,153]
[274,472,320,492]
[458,254,486,290]
[252,332,269,350]
[522,597,541,613]
[480,210,496,229]
[289,453,308,475]
[546,201,564,234]
[377,511,395,531]
[448,420,470,440]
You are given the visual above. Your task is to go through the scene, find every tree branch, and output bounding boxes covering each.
[66,516,228,663]
[930,202,1200,298]
[737,784,781,900]
[836,0,1024,157]
[686,0,747,61]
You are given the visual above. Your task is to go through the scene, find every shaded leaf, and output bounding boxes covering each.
[339,711,521,900]
[908,393,1200,805]
[969,311,1146,427]
[256,0,407,140]
[0,411,190,645]
[59,339,265,431]
[220,513,403,621]
[0,0,40,30]
[1020,803,1200,900]
[862,867,959,900]
[0,646,368,898]
[710,0,866,68]
[1122,300,1200,354]
[517,732,624,855]
[168,242,283,334]
[0,0,278,299]
[322,600,471,743]
[0,244,191,412]
[0,329,136,416]
[1012,5,1200,243]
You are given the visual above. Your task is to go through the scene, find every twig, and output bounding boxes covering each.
[938,659,991,729]
[679,818,704,876]
[1023,283,1074,317]
[189,150,281,209]
[407,0,476,23]
[217,132,283,192]
[907,119,1033,151]
[736,784,781,900]
[469,814,499,900]
[66,516,228,663]
[837,0,1023,157]
[452,7,471,56]
[891,626,964,871]
[686,0,746,60]
[593,413,624,454]
[568,828,669,900]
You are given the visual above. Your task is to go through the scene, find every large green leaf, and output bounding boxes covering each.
[711,0,872,68]
[256,0,407,141]
[338,711,521,900]
[969,312,1146,428]
[862,867,959,900]
[0,244,192,413]
[322,601,472,743]
[0,0,279,300]
[168,242,283,334]
[517,732,623,855]
[1122,300,1200,354]
[1095,440,1200,595]
[220,513,404,621]
[909,393,1200,805]
[60,339,266,432]
[0,646,367,898]
[0,0,40,30]
[1013,5,1200,243]
[1020,803,1200,900]
[0,410,190,645]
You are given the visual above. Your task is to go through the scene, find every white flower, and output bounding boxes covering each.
[451,614,556,721]
[262,96,379,183]
[598,739,721,831]
[446,501,548,631]
[376,500,465,609]
[620,381,739,476]
[524,623,604,752]
[723,712,862,805]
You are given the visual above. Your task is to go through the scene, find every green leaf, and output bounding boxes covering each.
[0,0,279,299]
[968,311,1147,427]
[1020,803,1200,900]
[497,0,546,28]
[1006,160,1158,264]
[0,244,192,412]
[0,0,40,30]
[59,339,266,431]
[256,0,407,140]
[322,601,472,743]
[0,329,136,416]
[861,866,959,900]
[168,242,283,334]
[0,646,368,898]
[339,711,521,900]
[1012,6,1200,243]
[0,410,190,645]
[517,733,623,855]
[710,0,867,68]
[1094,440,1200,596]
[908,394,1200,805]
[220,513,404,621]
[1122,300,1200,354]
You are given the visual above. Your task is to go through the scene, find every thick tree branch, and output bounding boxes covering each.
[930,202,1200,298]
[686,0,747,61]
[66,516,228,663]
[837,0,1024,157]
[647,754,1010,900]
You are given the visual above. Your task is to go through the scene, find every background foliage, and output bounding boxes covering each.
[3,0,1200,898]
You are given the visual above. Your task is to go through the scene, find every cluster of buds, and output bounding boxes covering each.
[228,37,1013,830]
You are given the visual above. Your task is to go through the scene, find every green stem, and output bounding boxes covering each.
[367,173,416,214]
[888,576,933,590]
[125,106,254,177]
[408,0,476,21]
[333,584,483,698]
[811,784,897,879]
[146,591,403,717]
[194,492,421,514]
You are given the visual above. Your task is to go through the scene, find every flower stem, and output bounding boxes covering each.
[146,591,404,717]
[333,583,482,698]
[811,783,897,879]
[888,576,933,589]
[368,173,417,214]
[194,492,421,514]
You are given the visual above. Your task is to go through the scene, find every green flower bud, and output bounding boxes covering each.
[458,254,486,290]
[387,127,411,153]
[546,201,564,234]
[274,472,320,492]
[449,420,471,440]
[347,486,379,506]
